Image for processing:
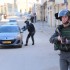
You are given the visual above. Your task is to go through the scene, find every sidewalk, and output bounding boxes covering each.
[34,21,56,35]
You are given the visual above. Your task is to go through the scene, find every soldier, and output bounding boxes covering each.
[22,20,35,46]
[49,9,70,70]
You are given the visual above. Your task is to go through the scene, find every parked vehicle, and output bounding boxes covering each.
[22,13,31,21]
[6,18,18,25]
[0,24,23,48]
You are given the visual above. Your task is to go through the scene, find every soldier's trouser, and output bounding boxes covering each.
[26,32,35,45]
[60,51,70,70]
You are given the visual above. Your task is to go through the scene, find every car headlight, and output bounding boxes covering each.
[17,34,21,40]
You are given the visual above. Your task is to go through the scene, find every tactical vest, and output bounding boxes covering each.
[54,25,70,52]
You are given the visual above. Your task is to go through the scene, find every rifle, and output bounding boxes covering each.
[56,28,68,51]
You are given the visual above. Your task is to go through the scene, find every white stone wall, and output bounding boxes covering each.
[41,0,47,5]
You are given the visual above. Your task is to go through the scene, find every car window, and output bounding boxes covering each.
[0,26,20,33]
[9,20,17,22]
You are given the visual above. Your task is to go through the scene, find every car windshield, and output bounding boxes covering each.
[0,26,20,33]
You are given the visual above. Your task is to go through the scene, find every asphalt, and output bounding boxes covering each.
[33,21,60,70]
[0,19,60,70]
[33,21,56,35]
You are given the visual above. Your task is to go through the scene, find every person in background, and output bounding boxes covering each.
[34,13,36,23]
[30,15,34,23]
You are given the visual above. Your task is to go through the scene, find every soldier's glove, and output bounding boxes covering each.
[61,37,67,44]
[60,37,70,45]
[65,39,70,44]
[22,26,27,31]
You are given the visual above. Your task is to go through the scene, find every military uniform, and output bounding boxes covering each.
[22,20,35,46]
[49,8,70,70]
[50,24,70,51]
[50,24,70,70]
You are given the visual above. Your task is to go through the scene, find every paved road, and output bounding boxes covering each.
[0,20,60,70]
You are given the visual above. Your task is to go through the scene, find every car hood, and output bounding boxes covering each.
[0,33,20,40]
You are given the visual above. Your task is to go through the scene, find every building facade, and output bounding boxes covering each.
[31,0,42,21]
[0,0,18,16]
[46,0,70,27]
[41,0,47,21]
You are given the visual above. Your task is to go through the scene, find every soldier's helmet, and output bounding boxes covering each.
[24,20,29,25]
[58,9,70,18]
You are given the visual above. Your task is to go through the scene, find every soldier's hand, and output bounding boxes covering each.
[57,36,62,41]
[57,36,65,44]
[65,38,69,44]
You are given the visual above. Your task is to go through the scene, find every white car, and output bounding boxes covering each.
[6,19,18,25]
[22,13,31,21]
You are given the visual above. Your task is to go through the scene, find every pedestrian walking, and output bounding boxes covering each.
[49,9,70,70]
[22,20,35,46]
[34,13,36,23]
[30,15,34,23]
